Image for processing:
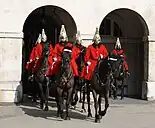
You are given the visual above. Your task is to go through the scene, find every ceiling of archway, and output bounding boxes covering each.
[100,9,149,38]
[23,5,77,43]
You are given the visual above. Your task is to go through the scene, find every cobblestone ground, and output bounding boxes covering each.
[0,97,155,128]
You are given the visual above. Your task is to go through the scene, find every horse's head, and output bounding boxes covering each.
[93,55,112,87]
[61,47,72,71]
[98,56,112,76]
[108,53,124,78]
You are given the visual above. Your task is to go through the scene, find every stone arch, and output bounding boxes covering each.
[99,8,149,98]
[22,5,77,95]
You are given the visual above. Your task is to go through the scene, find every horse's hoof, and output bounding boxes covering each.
[73,106,76,110]
[57,113,60,118]
[100,110,106,116]
[61,114,64,119]
[95,118,100,123]
[44,106,49,111]
[79,100,82,103]
[40,105,44,109]
[98,114,102,119]
[80,108,86,113]
[71,102,76,106]
[64,116,71,120]
[120,97,124,100]
[114,97,118,100]
[88,113,92,117]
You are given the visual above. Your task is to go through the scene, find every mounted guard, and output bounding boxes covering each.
[71,31,86,78]
[49,25,73,76]
[110,37,130,100]
[33,29,49,73]
[112,38,129,74]
[81,27,108,82]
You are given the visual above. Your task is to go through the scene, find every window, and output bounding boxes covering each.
[114,21,122,37]
[99,19,122,37]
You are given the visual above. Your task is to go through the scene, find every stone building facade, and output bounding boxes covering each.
[0,0,155,102]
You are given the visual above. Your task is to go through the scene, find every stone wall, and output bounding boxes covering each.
[0,33,23,102]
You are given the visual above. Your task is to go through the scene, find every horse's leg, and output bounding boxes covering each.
[56,87,64,118]
[87,86,92,117]
[64,87,73,120]
[79,79,84,103]
[36,79,45,109]
[101,90,109,117]
[79,86,82,103]
[98,95,102,118]
[110,78,115,98]
[120,79,125,100]
[92,89,100,123]
[113,79,118,100]
[44,77,50,111]
[70,79,78,107]
[31,81,38,103]
[81,82,86,113]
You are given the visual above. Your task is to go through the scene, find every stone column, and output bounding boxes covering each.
[142,36,155,101]
[0,32,23,102]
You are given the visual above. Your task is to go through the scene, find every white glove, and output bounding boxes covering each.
[100,54,103,59]
[30,59,33,62]
[120,55,124,57]
[53,57,57,62]
[87,61,91,65]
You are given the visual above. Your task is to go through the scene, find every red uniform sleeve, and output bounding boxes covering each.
[112,49,117,55]
[49,44,54,56]
[118,50,124,55]
[84,45,91,62]
[72,46,77,59]
[101,45,108,58]
[47,44,54,65]
[35,43,43,59]
[52,44,59,58]
[29,47,36,61]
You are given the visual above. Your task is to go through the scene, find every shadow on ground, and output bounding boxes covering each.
[18,99,95,122]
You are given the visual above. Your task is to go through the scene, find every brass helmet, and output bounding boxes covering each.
[93,27,101,44]
[41,29,47,42]
[59,25,68,42]
[35,34,42,44]
[115,37,121,49]
[76,30,83,44]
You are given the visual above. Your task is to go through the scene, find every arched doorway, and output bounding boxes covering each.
[22,5,77,95]
[99,8,149,98]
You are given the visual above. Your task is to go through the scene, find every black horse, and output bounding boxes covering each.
[109,54,130,100]
[33,42,50,111]
[56,47,74,120]
[85,56,113,123]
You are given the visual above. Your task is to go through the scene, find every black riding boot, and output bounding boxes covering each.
[50,75,56,86]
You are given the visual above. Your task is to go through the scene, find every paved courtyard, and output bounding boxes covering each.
[0,97,155,128]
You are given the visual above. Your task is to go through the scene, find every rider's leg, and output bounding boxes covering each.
[123,61,129,71]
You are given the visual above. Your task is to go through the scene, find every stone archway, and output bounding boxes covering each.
[22,5,77,95]
[99,8,149,98]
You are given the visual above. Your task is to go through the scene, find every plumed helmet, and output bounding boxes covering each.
[35,34,42,44]
[59,25,68,42]
[93,27,101,43]
[76,30,83,43]
[115,37,121,49]
[41,29,47,42]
